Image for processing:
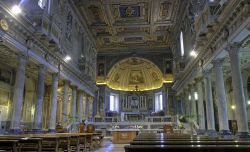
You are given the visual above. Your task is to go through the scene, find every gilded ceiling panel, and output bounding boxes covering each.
[73,0,184,51]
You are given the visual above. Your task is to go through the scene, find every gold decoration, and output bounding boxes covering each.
[0,19,9,31]
[106,57,164,91]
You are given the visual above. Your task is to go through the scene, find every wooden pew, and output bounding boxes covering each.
[25,133,86,152]
[125,144,250,152]
[0,133,98,152]
[125,133,250,152]
[130,140,250,145]
[30,134,59,152]
[0,139,18,152]
[0,136,42,152]
[61,133,93,152]
[55,133,79,152]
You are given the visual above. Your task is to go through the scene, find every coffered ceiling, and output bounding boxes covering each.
[73,0,186,52]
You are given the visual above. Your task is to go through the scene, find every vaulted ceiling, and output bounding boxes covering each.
[73,0,187,52]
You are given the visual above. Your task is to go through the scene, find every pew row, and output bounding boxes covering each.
[0,132,103,152]
[125,133,250,152]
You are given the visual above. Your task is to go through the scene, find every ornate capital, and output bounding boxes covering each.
[38,64,47,74]
[227,42,241,56]
[63,79,70,85]
[203,69,211,79]
[77,89,84,94]
[52,72,59,81]
[194,76,203,83]
[211,58,224,68]
[71,85,78,90]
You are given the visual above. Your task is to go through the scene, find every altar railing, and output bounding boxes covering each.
[93,115,174,123]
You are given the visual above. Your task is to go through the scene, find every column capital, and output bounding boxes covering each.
[188,83,195,92]
[77,88,84,93]
[63,79,70,84]
[71,85,78,90]
[52,72,59,80]
[38,64,47,73]
[18,54,28,65]
[188,81,196,87]
[203,69,211,78]
[183,87,188,94]
[18,52,28,59]
[211,58,224,68]
[194,76,203,83]
[227,43,241,56]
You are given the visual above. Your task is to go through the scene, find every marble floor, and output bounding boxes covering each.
[93,138,127,152]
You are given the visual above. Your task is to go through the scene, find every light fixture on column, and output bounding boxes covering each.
[194,92,198,100]
[231,105,236,110]
[64,55,71,62]
[188,95,191,100]
[248,100,250,105]
[11,5,22,15]
[190,49,198,58]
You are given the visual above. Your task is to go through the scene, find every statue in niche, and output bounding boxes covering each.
[165,60,172,74]
[65,11,73,40]
[125,6,135,17]
[97,63,104,76]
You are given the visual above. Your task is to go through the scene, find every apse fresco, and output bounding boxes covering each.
[112,73,120,83]
[129,70,144,84]
[105,57,164,91]
[119,6,140,18]
[152,72,160,81]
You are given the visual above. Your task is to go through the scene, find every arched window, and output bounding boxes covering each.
[155,92,163,112]
[180,31,184,56]
[110,93,119,112]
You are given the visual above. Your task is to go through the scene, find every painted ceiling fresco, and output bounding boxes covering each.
[74,0,183,52]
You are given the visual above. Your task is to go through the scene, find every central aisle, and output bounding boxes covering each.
[94,138,127,152]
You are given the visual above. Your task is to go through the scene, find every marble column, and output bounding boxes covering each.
[77,90,83,123]
[49,73,59,132]
[71,86,77,123]
[204,70,216,134]
[179,93,184,114]
[62,80,70,127]
[10,55,27,132]
[212,59,230,135]
[183,90,189,115]
[82,93,86,119]
[228,44,249,136]
[190,85,197,121]
[184,89,190,116]
[196,79,206,130]
[85,96,89,119]
[33,65,47,130]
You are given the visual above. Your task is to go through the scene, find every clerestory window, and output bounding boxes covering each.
[155,92,163,112]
